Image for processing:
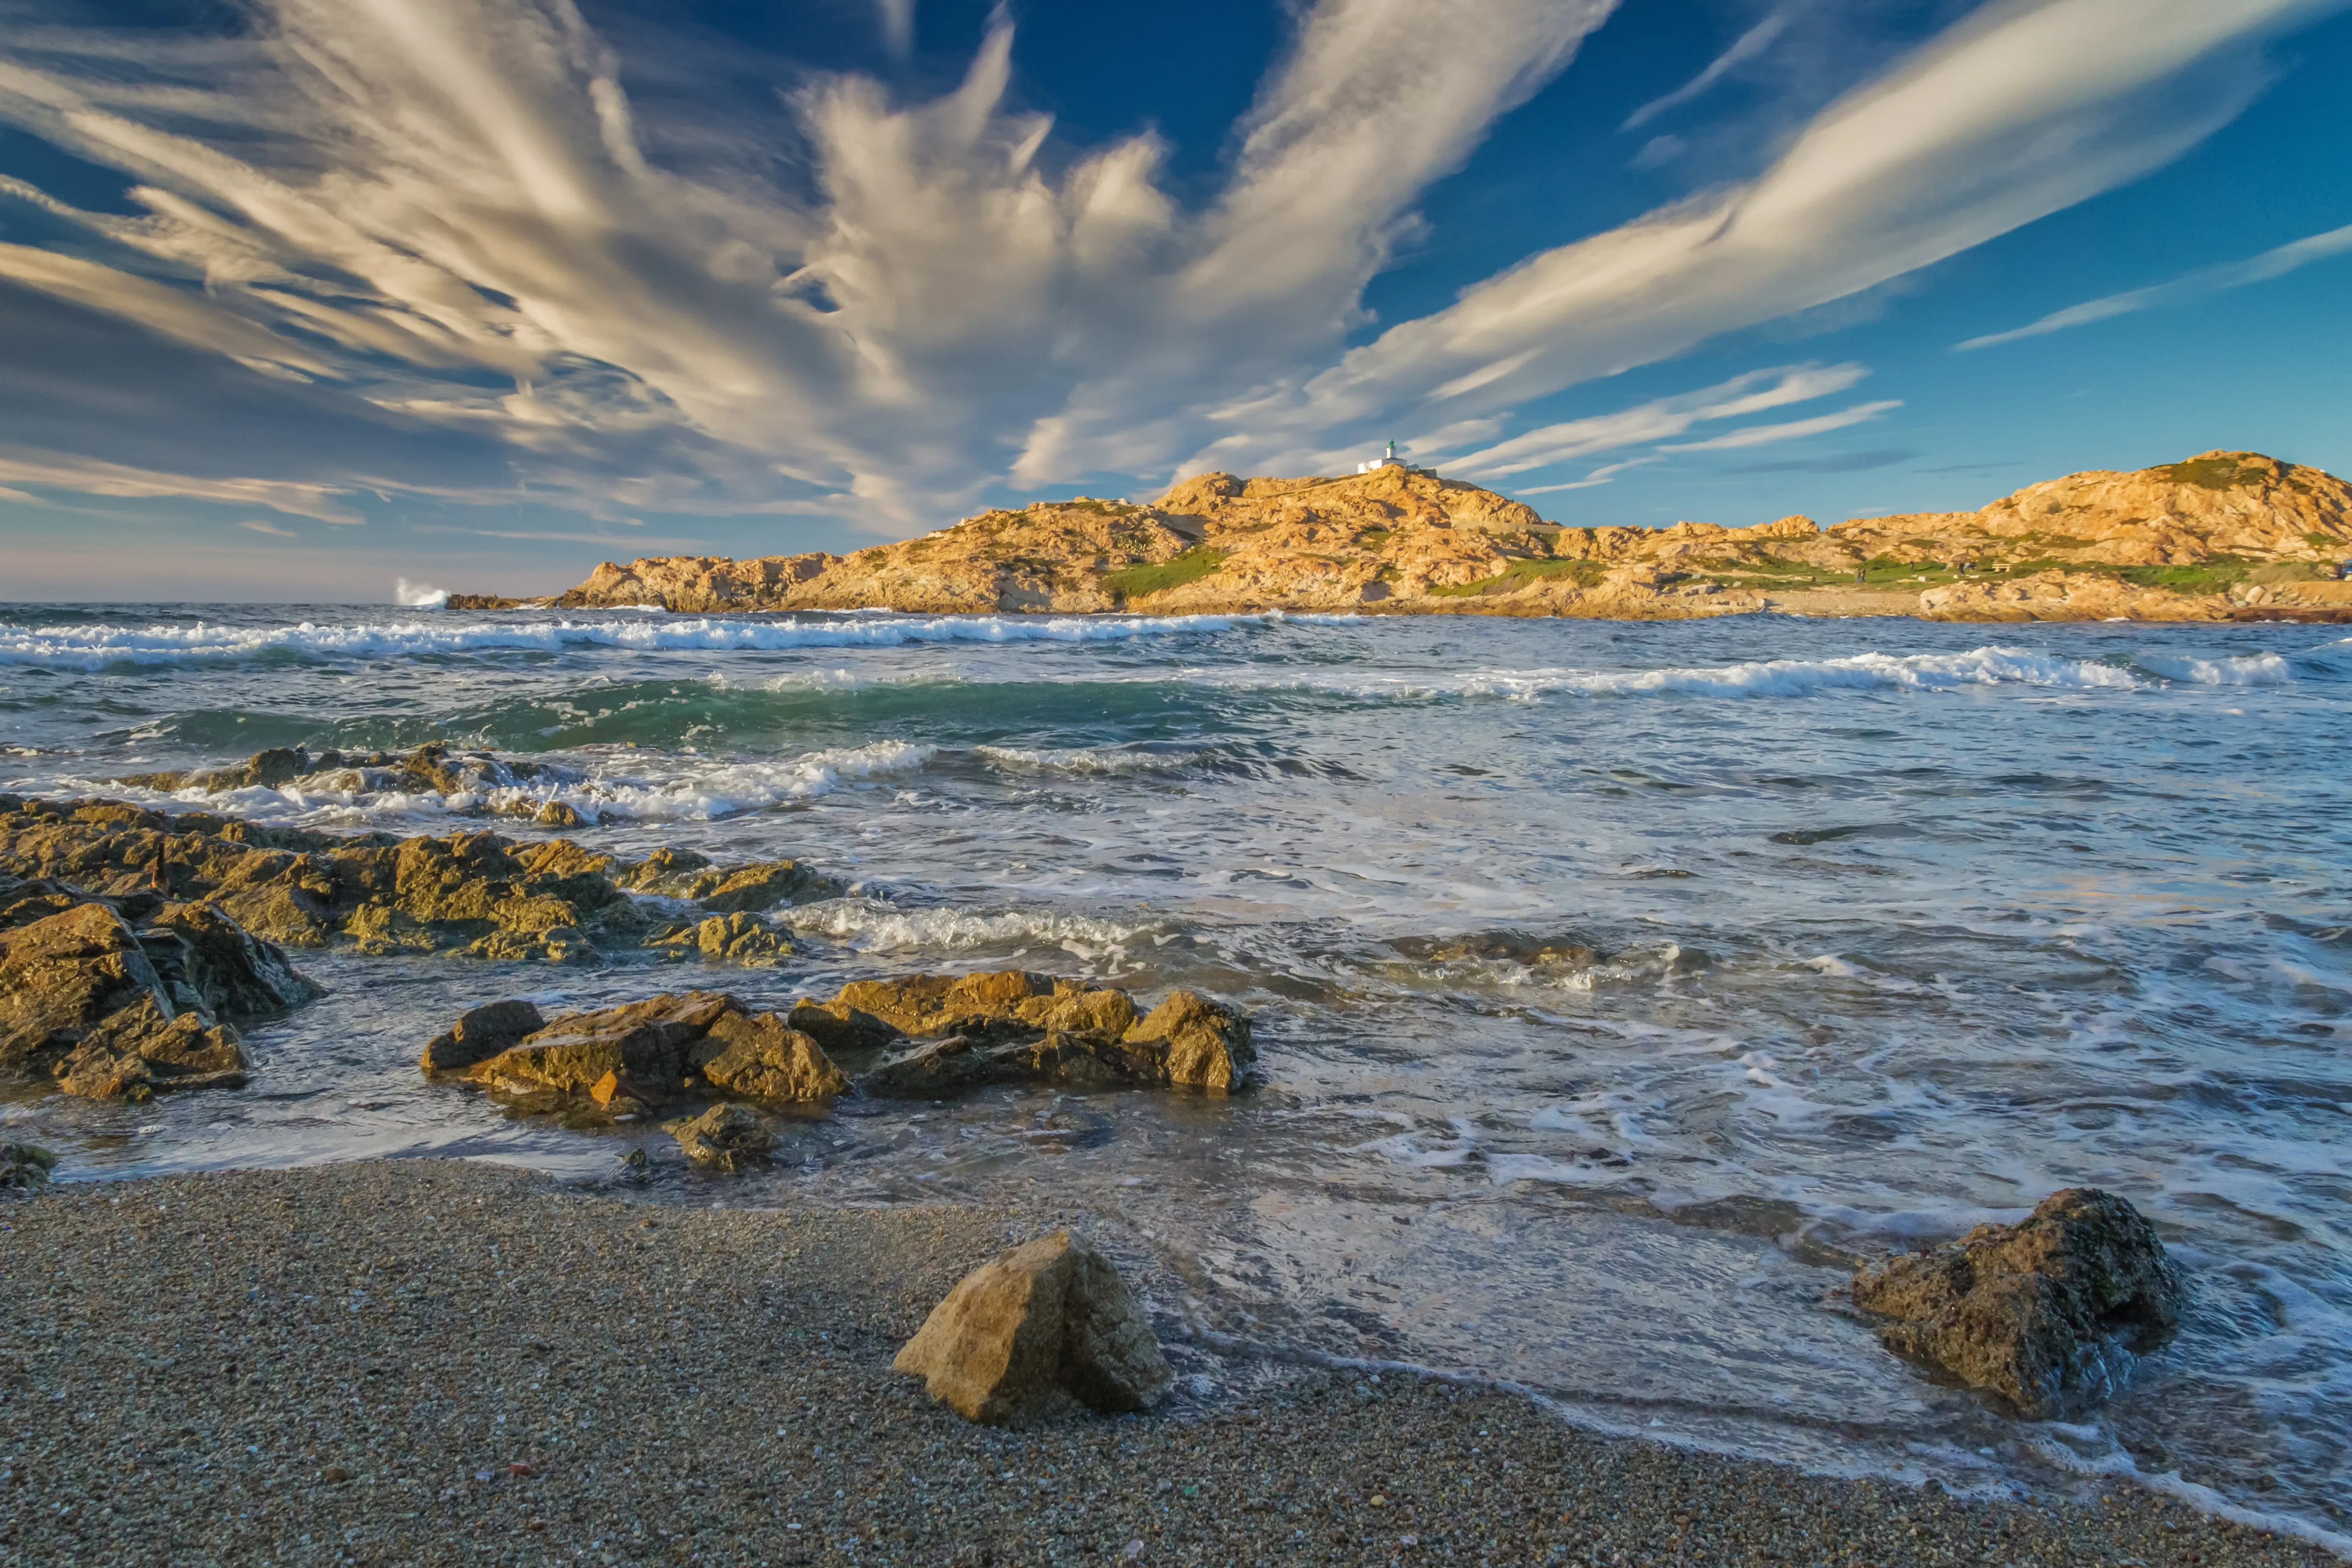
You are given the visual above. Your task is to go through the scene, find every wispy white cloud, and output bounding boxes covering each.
[0,450,362,523]
[1250,0,2324,462]
[239,518,297,536]
[0,0,2330,542]
[1518,457,1657,495]
[1449,363,1869,477]
[876,0,915,59]
[1956,220,2352,349]
[1660,397,1899,450]
[1623,2,1801,130]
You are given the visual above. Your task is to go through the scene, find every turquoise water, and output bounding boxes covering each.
[4,604,2349,1543]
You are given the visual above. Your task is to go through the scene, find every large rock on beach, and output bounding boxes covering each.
[440,990,850,1113]
[846,973,1251,1098]
[1851,1188,2186,1420]
[0,789,839,965]
[0,893,314,1102]
[0,1139,56,1189]
[464,991,743,1098]
[893,1232,1173,1424]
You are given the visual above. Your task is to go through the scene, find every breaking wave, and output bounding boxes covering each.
[93,740,937,826]
[0,612,1280,670]
[1178,645,2147,700]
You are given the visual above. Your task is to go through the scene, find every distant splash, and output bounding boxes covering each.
[0,612,1282,670]
[393,578,450,609]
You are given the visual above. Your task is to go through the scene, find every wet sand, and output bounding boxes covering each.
[0,1160,2334,1567]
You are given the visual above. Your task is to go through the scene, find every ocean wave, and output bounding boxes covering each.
[776,896,1160,956]
[1180,645,2145,701]
[90,740,936,826]
[0,612,1281,670]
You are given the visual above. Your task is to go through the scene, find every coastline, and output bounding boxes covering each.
[1,1159,2337,1567]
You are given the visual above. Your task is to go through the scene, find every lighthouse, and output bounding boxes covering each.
[1356,439,1410,475]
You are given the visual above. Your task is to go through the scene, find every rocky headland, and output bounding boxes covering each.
[458,450,2352,623]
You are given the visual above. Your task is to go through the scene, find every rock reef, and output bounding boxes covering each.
[491,450,2352,623]
[1851,1188,2186,1420]
[0,790,833,966]
[118,742,602,827]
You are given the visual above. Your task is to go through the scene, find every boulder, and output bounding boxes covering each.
[419,998,546,1073]
[464,990,741,1097]
[0,899,267,1101]
[1116,991,1254,1093]
[647,911,791,965]
[666,1102,777,1171]
[1850,1188,2186,1419]
[686,1011,847,1102]
[893,1232,1173,1424]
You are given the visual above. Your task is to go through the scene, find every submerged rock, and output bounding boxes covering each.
[665,1102,777,1171]
[1850,1188,2186,1420]
[117,742,599,825]
[0,893,315,1102]
[893,1232,1173,1424]
[0,793,840,964]
[0,1140,56,1189]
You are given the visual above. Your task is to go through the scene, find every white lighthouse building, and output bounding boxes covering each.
[1356,439,1408,475]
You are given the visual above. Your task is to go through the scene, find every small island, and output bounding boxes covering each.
[455,450,2352,623]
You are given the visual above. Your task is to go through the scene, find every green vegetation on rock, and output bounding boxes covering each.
[1105,546,1228,601]
[1424,558,1607,596]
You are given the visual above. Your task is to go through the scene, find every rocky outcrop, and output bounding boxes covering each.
[0,793,836,965]
[665,1102,776,1171]
[503,451,2352,622]
[0,889,318,1102]
[893,1232,1173,1424]
[1851,1188,2186,1420]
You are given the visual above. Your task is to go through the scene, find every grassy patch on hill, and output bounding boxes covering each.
[2156,456,2271,490]
[1105,546,1227,600]
[1424,558,1608,596]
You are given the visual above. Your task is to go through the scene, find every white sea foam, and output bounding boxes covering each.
[1173,644,2147,701]
[93,740,937,826]
[0,612,1274,670]
[2133,651,2297,685]
[393,578,449,609]
[976,744,1205,775]
[777,897,1158,957]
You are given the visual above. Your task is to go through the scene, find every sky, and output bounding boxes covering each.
[0,0,2348,602]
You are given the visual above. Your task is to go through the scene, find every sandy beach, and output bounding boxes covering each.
[0,1159,2332,1568]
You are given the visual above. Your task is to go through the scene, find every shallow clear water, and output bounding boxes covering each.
[4,603,2350,1542]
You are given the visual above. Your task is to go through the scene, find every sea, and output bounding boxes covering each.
[3,602,2348,1547]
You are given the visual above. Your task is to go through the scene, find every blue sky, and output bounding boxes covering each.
[0,0,2347,601]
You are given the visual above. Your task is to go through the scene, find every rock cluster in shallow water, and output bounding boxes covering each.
[0,793,831,965]
[0,878,319,1101]
[1850,1187,2186,1420]
[421,971,1255,1152]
